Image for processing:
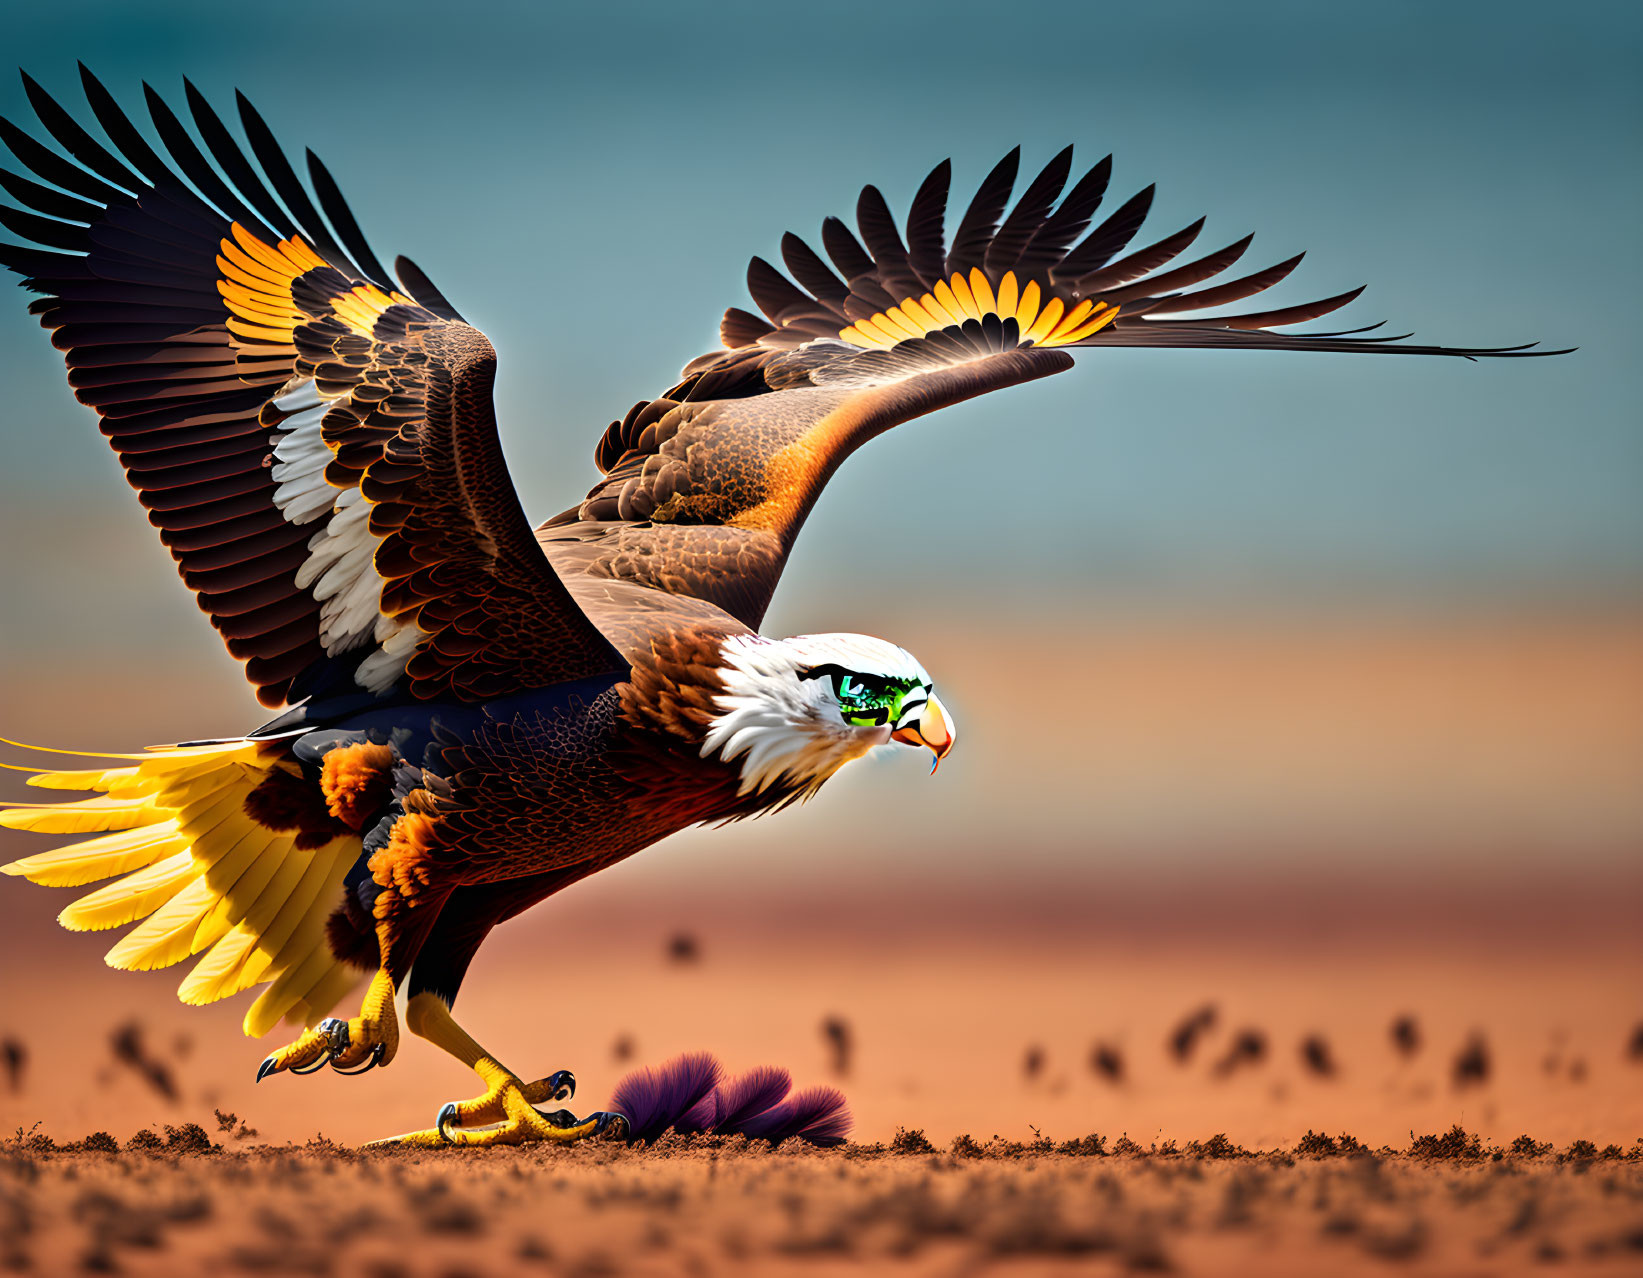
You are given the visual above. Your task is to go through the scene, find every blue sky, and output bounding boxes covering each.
[1,0,1638,627]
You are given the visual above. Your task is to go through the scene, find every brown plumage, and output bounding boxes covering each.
[0,70,1562,1146]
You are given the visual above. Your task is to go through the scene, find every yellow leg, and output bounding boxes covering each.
[368,992,626,1148]
[257,968,400,1080]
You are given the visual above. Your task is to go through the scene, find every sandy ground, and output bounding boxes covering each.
[4,1134,1642,1277]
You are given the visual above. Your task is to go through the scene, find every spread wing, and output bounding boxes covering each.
[0,70,621,707]
[543,146,1564,631]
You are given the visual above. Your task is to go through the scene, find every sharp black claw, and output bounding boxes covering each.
[543,1069,575,1104]
[255,1056,277,1084]
[289,1050,330,1075]
[591,1111,629,1140]
[437,1102,460,1143]
[331,1042,384,1075]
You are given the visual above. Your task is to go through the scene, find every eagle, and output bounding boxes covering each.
[0,69,1557,1147]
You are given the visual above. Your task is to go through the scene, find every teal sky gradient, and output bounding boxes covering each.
[0,0,1638,633]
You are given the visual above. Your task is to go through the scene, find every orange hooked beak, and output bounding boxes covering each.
[890,693,955,773]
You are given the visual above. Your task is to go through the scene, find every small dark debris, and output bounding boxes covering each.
[665,932,700,964]
[1453,1034,1491,1089]
[10,1122,53,1155]
[0,1039,24,1093]
[1409,1125,1483,1160]
[163,1123,215,1154]
[821,1015,853,1077]
[212,1108,256,1140]
[1188,1133,1249,1159]
[109,1022,178,1101]
[1390,1015,1420,1059]
[611,1033,635,1063]
[1091,1042,1125,1084]
[1299,1034,1337,1078]
[1296,1130,1355,1157]
[1022,1044,1045,1081]
[1168,1003,1217,1064]
[1211,1028,1266,1078]
[1627,1022,1643,1061]
[889,1127,935,1155]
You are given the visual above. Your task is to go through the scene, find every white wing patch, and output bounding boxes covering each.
[266,380,421,692]
[267,385,333,525]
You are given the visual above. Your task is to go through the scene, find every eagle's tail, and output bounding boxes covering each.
[0,737,362,1037]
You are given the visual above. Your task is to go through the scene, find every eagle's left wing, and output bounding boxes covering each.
[543,146,1564,632]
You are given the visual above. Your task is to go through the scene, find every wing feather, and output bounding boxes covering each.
[542,145,1564,634]
[1,73,618,706]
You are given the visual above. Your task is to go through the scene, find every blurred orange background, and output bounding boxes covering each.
[4,519,1639,1147]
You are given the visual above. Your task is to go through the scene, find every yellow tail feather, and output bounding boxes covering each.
[1,820,184,888]
[179,924,263,1006]
[4,736,365,1035]
[104,875,221,971]
[292,960,361,1030]
[0,795,164,833]
[9,763,143,791]
[244,939,335,1037]
[189,831,300,948]
[59,850,198,932]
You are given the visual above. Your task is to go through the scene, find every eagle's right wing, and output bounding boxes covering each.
[0,71,622,707]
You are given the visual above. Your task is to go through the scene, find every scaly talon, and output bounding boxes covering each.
[256,969,399,1081]
[331,1042,386,1075]
[289,1048,331,1075]
[376,1062,627,1149]
[373,993,622,1150]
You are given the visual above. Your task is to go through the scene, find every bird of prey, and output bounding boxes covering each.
[0,69,1556,1147]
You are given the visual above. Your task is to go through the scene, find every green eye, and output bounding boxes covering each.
[802,664,920,727]
[831,671,904,726]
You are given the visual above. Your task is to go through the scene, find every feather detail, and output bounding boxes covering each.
[1,736,360,1030]
[607,1053,853,1148]
[609,1051,723,1143]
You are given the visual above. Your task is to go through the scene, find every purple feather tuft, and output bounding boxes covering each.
[675,1092,718,1135]
[608,1053,852,1147]
[609,1051,722,1143]
[735,1085,853,1147]
[711,1065,793,1133]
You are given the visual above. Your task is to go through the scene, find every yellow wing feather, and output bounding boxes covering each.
[3,738,364,1032]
